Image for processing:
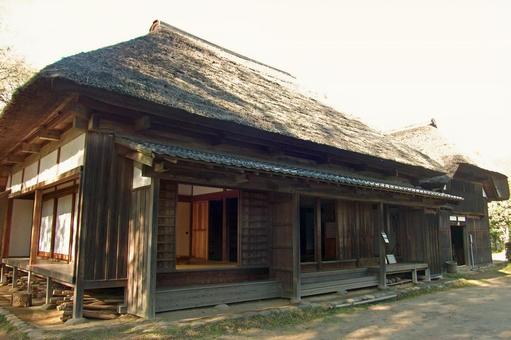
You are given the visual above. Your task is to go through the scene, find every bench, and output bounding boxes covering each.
[386,263,431,283]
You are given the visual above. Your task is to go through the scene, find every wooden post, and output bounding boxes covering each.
[378,202,387,289]
[291,193,301,303]
[26,271,32,293]
[315,198,322,270]
[11,267,17,289]
[73,172,86,320]
[45,277,53,305]
[221,196,228,262]
[146,178,160,318]
[0,265,4,284]
[29,190,43,265]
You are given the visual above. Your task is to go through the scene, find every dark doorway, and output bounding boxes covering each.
[451,226,466,265]
[208,200,223,261]
[226,197,238,262]
[300,198,316,263]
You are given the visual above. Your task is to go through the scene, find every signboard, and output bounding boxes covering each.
[381,232,389,244]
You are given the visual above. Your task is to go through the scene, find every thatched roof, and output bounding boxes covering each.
[390,119,509,201]
[1,21,444,175]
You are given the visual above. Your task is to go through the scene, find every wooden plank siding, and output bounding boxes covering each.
[0,195,7,259]
[336,201,378,261]
[239,191,271,267]
[127,180,159,318]
[389,207,442,275]
[156,180,177,273]
[155,280,282,312]
[448,179,486,215]
[438,209,453,270]
[80,132,132,283]
[270,192,300,300]
[466,213,492,265]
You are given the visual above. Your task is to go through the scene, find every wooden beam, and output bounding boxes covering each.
[73,116,88,130]
[315,198,322,270]
[134,116,151,131]
[378,202,387,289]
[127,151,153,167]
[291,193,301,303]
[20,143,41,154]
[29,190,42,265]
[3,155,25,164]
[88,114,101,130]
[37,129,61,142]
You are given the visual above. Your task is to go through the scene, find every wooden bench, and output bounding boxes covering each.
[386,263,431,283]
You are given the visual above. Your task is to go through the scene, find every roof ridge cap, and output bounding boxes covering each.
[150,20,295,79]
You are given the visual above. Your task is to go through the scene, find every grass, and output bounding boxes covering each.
[0,314,28,340]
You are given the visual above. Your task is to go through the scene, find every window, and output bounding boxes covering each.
[38,186,77,261]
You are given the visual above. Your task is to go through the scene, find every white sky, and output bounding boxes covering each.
[1,0,510,173]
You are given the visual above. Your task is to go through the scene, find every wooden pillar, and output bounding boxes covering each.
[26,271,32,293]
[146,178,160,318]
[45,277,53,305]
[221,196,228,262]
[29,190,43,265]
[73,172,86,320]
[315,198,322,270]
[291,193,301,303]
[378,202,387,289]
[11,267,18,288]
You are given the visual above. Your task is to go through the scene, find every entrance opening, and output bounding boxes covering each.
[175,184,238,269]
[450,226,466,265]
[300,197,315,262]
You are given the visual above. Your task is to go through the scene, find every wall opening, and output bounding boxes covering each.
[450,225,466,265]
[176,184,239,269]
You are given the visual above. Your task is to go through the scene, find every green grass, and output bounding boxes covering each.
[0,314,28,340]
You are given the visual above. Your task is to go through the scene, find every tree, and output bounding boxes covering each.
[0,47,34,110]
[488,181,511,253]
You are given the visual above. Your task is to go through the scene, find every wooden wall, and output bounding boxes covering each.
[438,210,453,269]
[0,195,7,258]
[270,193,299,299]
[448,179,486,215]
[390,207,442,275]
[156,180,177,273]
[239,190,271,267]
[466,214,492,265]
[79,132,132,282]
[336,201,377,260]
[127,181,159,318]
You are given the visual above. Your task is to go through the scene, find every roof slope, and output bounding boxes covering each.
[389,120,471,174]
[390,120,509,200]
[116,133,462,201]
[1,20,444,172]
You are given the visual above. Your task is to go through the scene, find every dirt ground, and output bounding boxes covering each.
[227,274,511,339]
[0,264,510,339]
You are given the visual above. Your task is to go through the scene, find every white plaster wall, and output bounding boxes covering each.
[38,150,58,184]
[58,134,85,176]
[23,161,38,188]
[8,199,33,257]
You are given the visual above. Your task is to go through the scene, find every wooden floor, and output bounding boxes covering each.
[300,268,378,297]
[155,280,282,312]
[2,257,74,284]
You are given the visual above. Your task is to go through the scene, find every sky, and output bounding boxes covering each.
[1,0,510,173]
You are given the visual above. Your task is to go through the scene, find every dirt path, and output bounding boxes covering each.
[229,276,511,339]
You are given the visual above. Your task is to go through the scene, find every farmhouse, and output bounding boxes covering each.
[0,21,507,320]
